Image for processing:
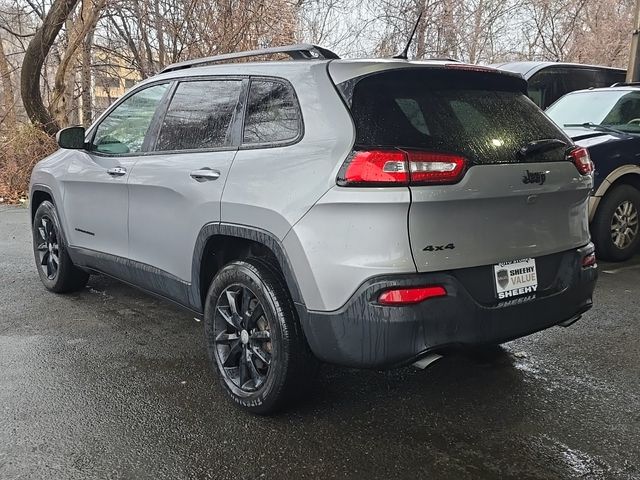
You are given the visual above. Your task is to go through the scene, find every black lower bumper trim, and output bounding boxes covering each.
[298,245,597,369]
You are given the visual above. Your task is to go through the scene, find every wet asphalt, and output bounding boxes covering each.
[0,205,639,480]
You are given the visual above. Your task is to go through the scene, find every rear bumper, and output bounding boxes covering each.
[299,244,597,369]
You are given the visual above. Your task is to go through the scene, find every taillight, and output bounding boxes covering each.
[378,286,447,305]
[568,147,593,175]
[337,149,466,187]
[582,252,597,268]
[407,151,466,184]
[337,150,408,186]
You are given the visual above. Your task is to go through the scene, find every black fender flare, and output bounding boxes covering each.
[189,223,305,311]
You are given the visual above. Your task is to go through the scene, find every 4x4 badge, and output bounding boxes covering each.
[522,170,546,185]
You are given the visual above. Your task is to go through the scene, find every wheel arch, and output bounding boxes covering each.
[30,184,55,221]
[191,223,304,312]
[591,167,640,222]
[594,166,640,198]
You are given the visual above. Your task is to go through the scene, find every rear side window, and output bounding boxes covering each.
[243,80,301,144]
[156,80,242,151]
[346,69,569,165]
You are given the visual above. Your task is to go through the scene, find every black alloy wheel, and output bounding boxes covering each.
[35,215,60,280]
[32,200,89,293]
[204,259,316,414]
[213,284,273,392]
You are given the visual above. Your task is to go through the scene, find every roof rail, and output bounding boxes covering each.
[427,57,462,62]
[161,43,340,73]
[611,81,640,87]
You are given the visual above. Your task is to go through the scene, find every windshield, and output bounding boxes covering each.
[546,90,640,133]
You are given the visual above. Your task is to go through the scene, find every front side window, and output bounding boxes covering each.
[156,80,243,151]
[93,83,169,154]
[243,80,301,144]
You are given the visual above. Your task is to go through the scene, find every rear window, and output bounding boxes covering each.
[344,69,570,165]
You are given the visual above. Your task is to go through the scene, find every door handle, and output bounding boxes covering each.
[107,166,127,176]
[190,168,221,182]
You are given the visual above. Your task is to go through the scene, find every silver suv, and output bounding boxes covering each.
[30,44,598,413]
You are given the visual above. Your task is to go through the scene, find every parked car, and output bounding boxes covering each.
[493,61,625,109]
[546,84,640,261]
[30,44,598,414]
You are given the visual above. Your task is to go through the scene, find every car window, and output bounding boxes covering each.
[395,98,430,134]
[243,80,301,144]
[155,80,243,151]
[347,69,568,165]
[93,83,168,154]
[547,90,640,133]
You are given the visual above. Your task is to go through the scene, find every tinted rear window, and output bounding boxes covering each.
[344,69,569,165]
[243,80,301,145]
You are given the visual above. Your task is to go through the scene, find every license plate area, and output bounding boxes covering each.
[494,258,538,300]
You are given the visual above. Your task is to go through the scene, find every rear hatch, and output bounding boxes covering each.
[333,65,592,277]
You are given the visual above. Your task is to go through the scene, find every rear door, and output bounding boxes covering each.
[126,77,244,282]
[343,67,592,273]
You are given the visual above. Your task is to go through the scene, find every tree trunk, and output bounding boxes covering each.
[0,33,17,128]
[50,0,104,128]
[81,28,93,125]
[21,0,80,135]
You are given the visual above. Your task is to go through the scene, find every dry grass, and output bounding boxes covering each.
[0,123,57,204]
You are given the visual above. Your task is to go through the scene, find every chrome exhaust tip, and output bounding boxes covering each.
[412,353,443,370]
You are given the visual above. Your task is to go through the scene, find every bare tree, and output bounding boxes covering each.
[20,0,79,134]
[0,32,17,127]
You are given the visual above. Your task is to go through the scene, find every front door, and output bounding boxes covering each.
[62,82,171,258]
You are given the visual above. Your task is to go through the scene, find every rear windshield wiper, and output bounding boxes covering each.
[517,138,567,159]
[563,122,629,136]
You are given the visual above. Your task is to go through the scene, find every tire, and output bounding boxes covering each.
[32,201,89,293]
[203,259,316,414]
[592,185,640,262]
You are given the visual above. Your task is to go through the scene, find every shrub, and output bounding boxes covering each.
[0,123,57,203]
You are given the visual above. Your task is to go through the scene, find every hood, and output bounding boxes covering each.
[562,127,632,146]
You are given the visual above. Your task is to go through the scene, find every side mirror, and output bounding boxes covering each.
[56,126,86,149]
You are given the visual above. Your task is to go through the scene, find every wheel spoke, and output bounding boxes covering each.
[226,289,239,316]
[217,306,239,330]
[215,331,239,345]
[222,340,242,367]
[38,227,47,241]
[42,218,53,238]
[245,352,264,388]
[46,254,55,276]
[251,345,271,365]
[41,251,50,266]
[250,330,270,341]
[240,287,251,318]
[246,303,264,330]
[239,350,250,387]
[50,252,59,267]
[36,242,47,252]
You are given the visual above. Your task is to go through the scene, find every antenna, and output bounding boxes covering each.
[393,9,424,60]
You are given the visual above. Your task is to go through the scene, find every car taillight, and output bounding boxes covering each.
[582,252,597,268]
[568,147,593,175]
[337,149,467,187]
[378,286,447,305]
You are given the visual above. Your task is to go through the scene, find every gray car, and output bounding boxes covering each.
[29,44,598,414]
